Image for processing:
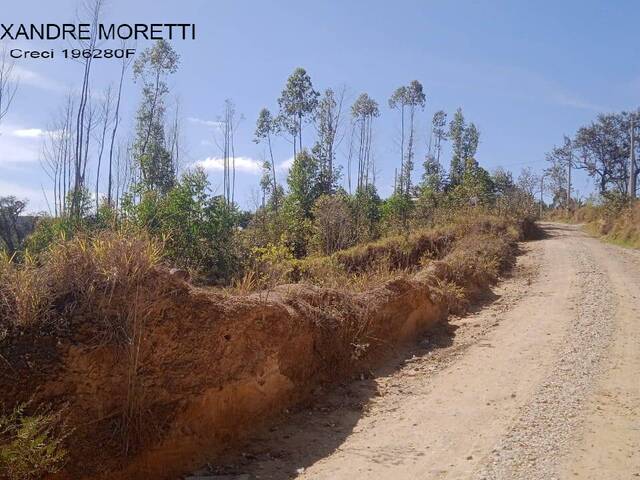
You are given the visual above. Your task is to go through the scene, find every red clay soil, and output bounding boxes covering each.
[0,218,523,479]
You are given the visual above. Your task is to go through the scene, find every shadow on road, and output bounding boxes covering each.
[537,222,584,239]
[192,322,458,479]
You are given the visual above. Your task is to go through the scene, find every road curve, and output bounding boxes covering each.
[201,223,640,480]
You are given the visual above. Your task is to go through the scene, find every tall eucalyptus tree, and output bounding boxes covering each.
[277,68,319,158]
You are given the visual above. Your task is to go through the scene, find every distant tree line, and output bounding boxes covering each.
[246,69,538,260]
[546,110,640,209]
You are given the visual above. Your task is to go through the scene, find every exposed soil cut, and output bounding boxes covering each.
[0,218,525,479]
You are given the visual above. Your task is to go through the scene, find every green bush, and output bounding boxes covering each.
[351,185,382,243]
[124,168,243,284]
[0,404,67,480]
[381,192,414,233]
[23,217,79,256]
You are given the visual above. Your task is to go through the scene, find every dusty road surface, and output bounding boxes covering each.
[199,223,640,480]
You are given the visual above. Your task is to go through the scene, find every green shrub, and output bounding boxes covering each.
[124,168,243,284]
[24,217,77,256]
[381,192,414,233]
[247,242,296,287]
[0,404,67,480]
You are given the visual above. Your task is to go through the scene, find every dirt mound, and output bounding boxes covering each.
[0,216,525,479]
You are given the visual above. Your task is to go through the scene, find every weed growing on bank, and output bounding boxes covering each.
[0,404,68,480]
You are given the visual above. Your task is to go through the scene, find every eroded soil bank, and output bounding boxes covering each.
[203,223,640,480]
[0,216,528,479]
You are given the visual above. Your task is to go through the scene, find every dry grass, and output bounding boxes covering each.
[423,220,519,314]
[1,231,165,339]
[556,201,640,249]
[0,232,177,462]
[225,213,523,296]
[429,278,468,314]
[330,227,454,274]
[291,226,456,290]
[0,213,527,477]
[0,252,52,329]
[295,255,412,292]
[1,214,524,343]
[597,202,640,248]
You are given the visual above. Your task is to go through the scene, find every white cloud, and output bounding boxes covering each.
[0,133,40,165]
[10,128,48,138]
[13,65,64,92]
[277,157,294,171]
[195,156,262,174]
[0,124,58,165]
[194,155,293,176]
[188,117,223,128]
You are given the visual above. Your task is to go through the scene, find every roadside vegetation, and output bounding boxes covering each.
[0,3,636,477]
[0,9,543,478]
[547,198,640,248]
[0,38,541,287]
[543,109,640,248]
[0,212,533,478]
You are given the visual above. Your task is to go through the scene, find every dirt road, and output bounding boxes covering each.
[201,223,640,480]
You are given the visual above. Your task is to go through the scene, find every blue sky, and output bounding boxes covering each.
[1,0,639,212]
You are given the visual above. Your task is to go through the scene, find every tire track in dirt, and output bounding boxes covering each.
[559,234,640,479]
[475,231,616,480]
